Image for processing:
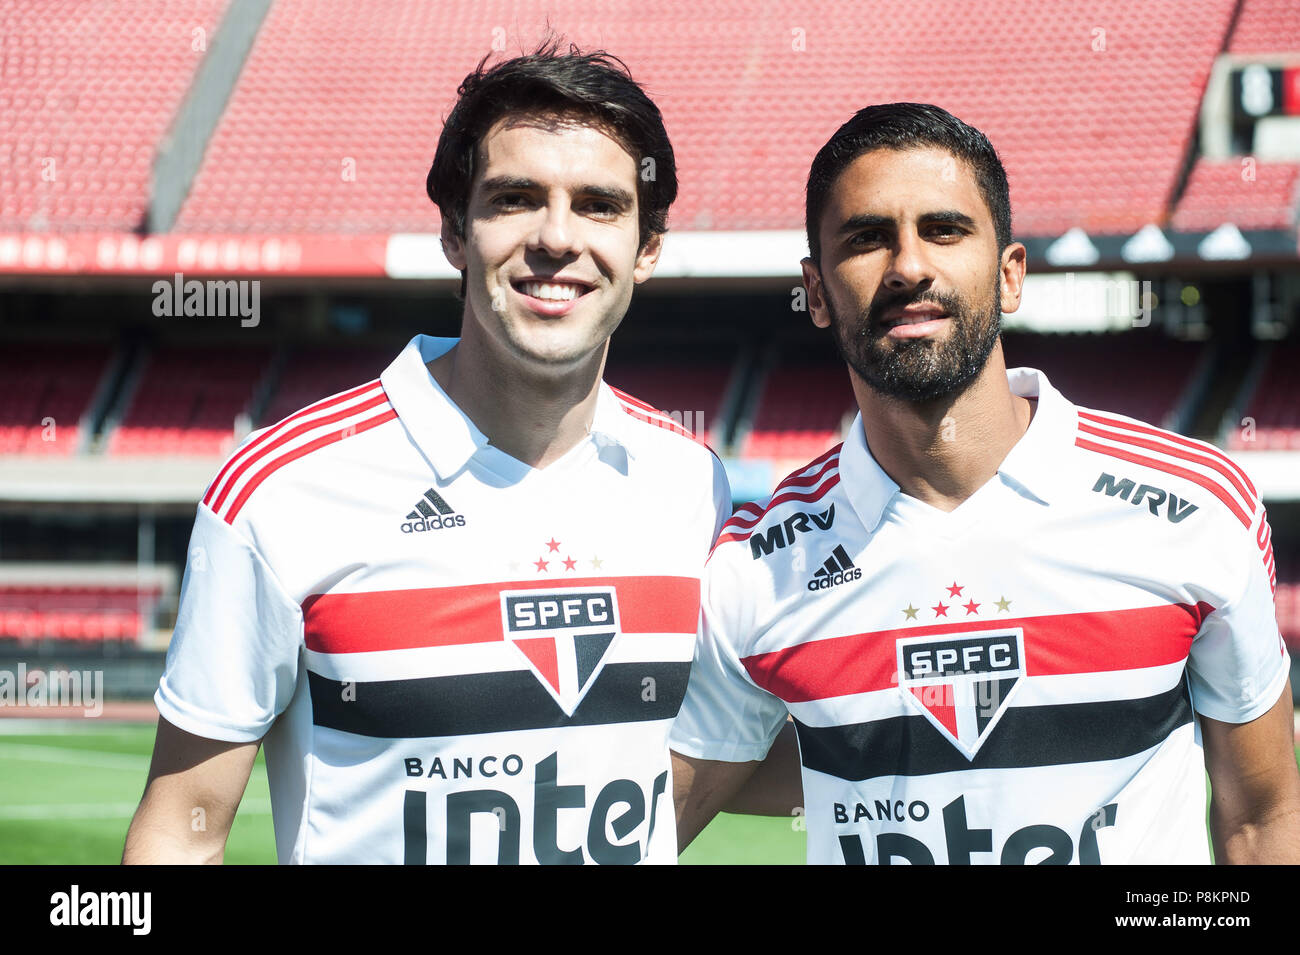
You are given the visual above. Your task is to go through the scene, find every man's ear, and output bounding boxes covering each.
[633,231,664,284]
[998,241,1028,315]
[440,216,467,271]
[801,257,832,329]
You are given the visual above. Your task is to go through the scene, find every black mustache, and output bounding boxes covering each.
[867,291,965,326]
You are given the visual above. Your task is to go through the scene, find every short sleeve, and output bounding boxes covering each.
[154,503,303,742]
[708,452,733,543]
[670,551,789,762]
[1187,506,1290,724]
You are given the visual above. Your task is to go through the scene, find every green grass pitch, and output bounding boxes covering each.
[0,721,805,864]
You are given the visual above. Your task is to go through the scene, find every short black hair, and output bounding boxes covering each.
[805,103,1012,262]
[427,37,677,254]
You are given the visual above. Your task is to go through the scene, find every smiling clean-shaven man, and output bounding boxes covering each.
[125,41,730,865]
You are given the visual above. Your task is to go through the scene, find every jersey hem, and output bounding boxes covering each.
[668,736,774,763]
[1193,652,1291,725]
[154,686,270,744]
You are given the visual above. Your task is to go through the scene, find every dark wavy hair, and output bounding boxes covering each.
[805,103,1012,262]
[428,38,677,261]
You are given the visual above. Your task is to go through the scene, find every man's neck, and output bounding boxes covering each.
[426,331,606,470]
[854,344,1034,512]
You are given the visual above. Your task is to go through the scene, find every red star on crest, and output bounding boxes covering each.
[545,538,561,553]
[534,557,549,572]
[563,556,577,571]
[946,582,964,597]
[963,599,981,615]
[932,602,949,617]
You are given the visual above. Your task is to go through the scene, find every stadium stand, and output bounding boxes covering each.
[1228,339,1300,450]
[0,585,151,643]
[739,361,854,461]
[0,344,112,455]
[1171,160,1300,233]
[107,345,271,455]
[736,333,1205,462]
[1002,333,1204,429]
[602,356,737,447]
[257,344,393,427]
[0,0,230,232]
[1227,0,1300,53]
[173,0,1238,239]
[0,564,173,645]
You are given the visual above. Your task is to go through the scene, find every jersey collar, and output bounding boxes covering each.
[839,365,1076,531]
[381,335,635,481]
[996,366,1077,506]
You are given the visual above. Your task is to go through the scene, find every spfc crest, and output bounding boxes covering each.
[896,628,1025,759]
[500,587,621,716]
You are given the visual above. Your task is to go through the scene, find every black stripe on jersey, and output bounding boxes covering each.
[794,681,1193,780]
[307,662,691,738]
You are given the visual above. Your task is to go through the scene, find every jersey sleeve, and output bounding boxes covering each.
[154,503,303,742]
[670,548,789,762]
[1186,505,1289,724]
[707,452,733,543]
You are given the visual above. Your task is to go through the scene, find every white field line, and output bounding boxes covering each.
[0,742,150,772]
[0,720,134,734]
[0,800,272,820]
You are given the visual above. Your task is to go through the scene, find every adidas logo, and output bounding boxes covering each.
[400,488,467,533]
[806,545,861,592]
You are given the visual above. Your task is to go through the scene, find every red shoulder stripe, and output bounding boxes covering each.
[778,444,842,484]
[203,380,383,509]
[608,386,660,414]
[617,402,698,441]
[1078,410,1257,499]
[1077,420,1256,516]
[210,390,391,515]
[223,407,398,524]
[714,473,842,546]
[1076,436,1251,528]
[775,450,842,492]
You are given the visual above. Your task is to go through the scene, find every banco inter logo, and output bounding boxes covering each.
[750,504,835,559]
[896,628,1025,759]
[401,488,466,533]
[499,588,621,715]
[807,545,861,591]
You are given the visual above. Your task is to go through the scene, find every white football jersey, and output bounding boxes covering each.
[157,335,730,864]
[672,367,1286,865]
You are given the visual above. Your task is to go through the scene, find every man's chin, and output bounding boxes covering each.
[501,326,609,372]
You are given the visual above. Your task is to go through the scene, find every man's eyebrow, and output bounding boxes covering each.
[837,210,978,234]
[837,213,894,235]
[477,177,634,207]
[581,184,635,206]
[920,209,978,229]
[479,175,541,193]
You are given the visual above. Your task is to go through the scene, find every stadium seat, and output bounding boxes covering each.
[1227,341,1300,451]
[0,0,231,232]
[173,0,1239,239]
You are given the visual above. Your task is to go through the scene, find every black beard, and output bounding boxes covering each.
[827,284,1002,403]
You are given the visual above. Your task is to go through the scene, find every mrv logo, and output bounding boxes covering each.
[500,588,621,714]
[403,752,670,864]
[750,504,835,559]
[897,629,1025,759]
[1092,473,1198,523]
